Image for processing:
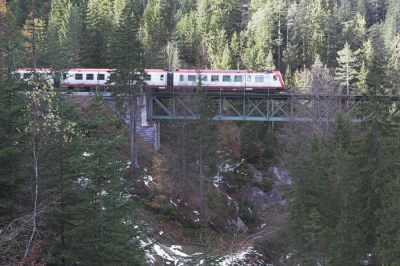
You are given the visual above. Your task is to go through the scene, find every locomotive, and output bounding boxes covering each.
[14,68,285,91]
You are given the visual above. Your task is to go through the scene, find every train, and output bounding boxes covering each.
[13,68,285,91]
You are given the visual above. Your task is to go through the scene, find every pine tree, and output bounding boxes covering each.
[265,49,275,71]
[65,4,83,67]
[80,0,114,67]
[197,0,242,37]
[64,98,145,265]
[109,2,145,172]
[230,31,242,69]
[204,29,232,69]
[341,13,367,51]
[386,34,400,94]
[176,12,201,66]
[335,42,359,94]
[0,74,26,228]
[382,0,400,45]
[327,115,362,265]
[243,35,267,71]
[283,2,302,71]
[109,4,142,69]
[247,0,275,53]
[376,156,400,264]
[46,0,73,70]
[142,0,174,67]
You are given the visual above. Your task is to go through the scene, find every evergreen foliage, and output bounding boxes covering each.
[335,42,359,94]
[64,98,145,265]
[1,0,400,264]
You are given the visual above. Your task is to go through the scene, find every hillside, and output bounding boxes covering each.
[1,0,400,265]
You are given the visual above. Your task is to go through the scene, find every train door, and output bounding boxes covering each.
[167,72,174,89]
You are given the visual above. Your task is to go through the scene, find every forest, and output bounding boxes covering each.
[0,0,400,265]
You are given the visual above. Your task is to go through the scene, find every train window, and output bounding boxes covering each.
[255,75,264,82]
[211,75,219,82]
[23,73,31,79]
[273,75,277,81]
[86,74,94,80]
[201,75,207,82]
[160,74,164,81]
[97,74,105,80]
[14,73,21,79]
[188,75,196,82]
[180,75,184,81]
[247,75,251,82]
[234,75,242,82]
[143,74,151,81]
[223,75,231,82]
[62,73,67,80]
[75,74,83,80]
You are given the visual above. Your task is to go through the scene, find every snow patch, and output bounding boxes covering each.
[140,238,192,265]
[213,174,223,187]
[170,245,189,258]
[153,244,174,261]
[220,247,269,266]
[170,198,178,207]
[258,223,266,230]
[83,152,93,157]
[77,177,90,187]
[143,175,155,186]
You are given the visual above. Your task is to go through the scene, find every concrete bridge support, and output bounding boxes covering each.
[137,94,160,151]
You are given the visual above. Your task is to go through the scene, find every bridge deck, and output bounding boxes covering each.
[70,91,400,122]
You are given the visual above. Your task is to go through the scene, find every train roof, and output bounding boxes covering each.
[15,68,282,76]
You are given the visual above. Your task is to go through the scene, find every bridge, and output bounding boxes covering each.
[72,88,400,151]
[149,89,373,122]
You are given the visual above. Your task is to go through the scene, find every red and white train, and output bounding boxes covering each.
[14,68,285,91]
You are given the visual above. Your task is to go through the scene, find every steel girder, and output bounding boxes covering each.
[148,93,373,122]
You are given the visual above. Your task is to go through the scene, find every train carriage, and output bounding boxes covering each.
[14,68,285,91]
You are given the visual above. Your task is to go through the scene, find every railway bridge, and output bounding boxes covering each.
[72,88,400,150]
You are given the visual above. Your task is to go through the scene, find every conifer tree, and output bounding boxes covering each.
[197,0,241,37]
[386,34,400,93]
[265,50,275,71]
[376,157,400,264]
[243,36,267,71]
[341,13,367,50]
[46,0,72,70]
[335,42,359,94]
[176,12,201,66]
[0,74,26,227]
[109,3,143,171]
[80,0,114,67]
[142,0,174,67]
[64,98,145,265]
[65,4,83,67]
[382,0,400,45]
[205,29,232,69]
[327,115,361,265]
[230,31,242,69]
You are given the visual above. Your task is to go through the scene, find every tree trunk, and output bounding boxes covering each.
[199,142,204,221]
[59,135,66,266]
[130,95,139,171]
[180,121,187,200]
[277,11,282,71]
[24,122,39,258]
[31,0,36,71]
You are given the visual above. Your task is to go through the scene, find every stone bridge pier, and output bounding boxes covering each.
[136,94,160,151]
